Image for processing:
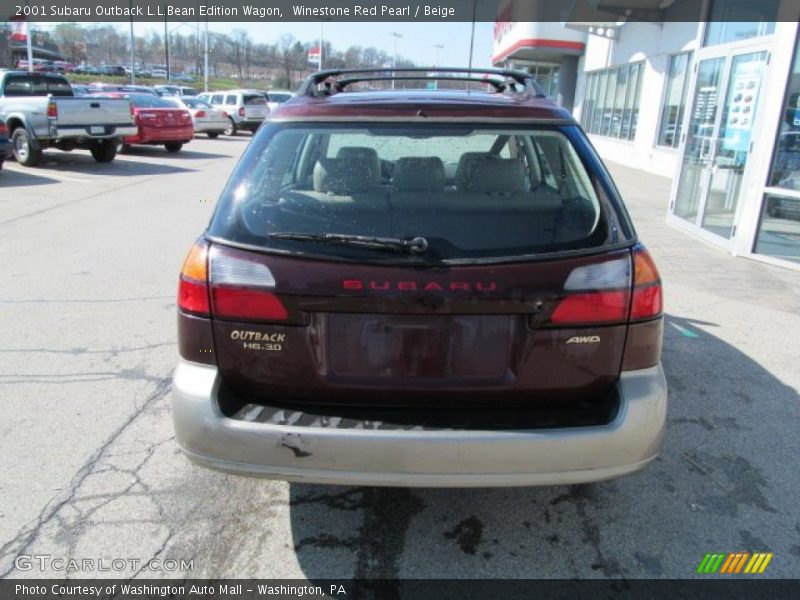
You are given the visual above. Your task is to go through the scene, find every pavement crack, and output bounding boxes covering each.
[0,374,173,577]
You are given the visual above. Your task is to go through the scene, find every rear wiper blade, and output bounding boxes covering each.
[268,232,429,254]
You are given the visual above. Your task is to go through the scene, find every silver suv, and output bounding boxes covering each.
[197,89,269,136]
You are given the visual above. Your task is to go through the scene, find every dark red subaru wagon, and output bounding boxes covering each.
[172,68,666,487]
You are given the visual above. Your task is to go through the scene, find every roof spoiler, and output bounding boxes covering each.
[296,67,547,97]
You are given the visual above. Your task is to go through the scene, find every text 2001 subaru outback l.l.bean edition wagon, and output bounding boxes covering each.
[172,68,666,487]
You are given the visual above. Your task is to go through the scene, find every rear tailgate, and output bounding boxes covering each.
[140,108,192,129]
[242,93,268,120]
[54,96,133,128]
[208,244,633,407]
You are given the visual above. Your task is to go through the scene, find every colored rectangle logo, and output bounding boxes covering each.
[697,552,773,574]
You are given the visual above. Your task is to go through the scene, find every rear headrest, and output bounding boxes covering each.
[454,152,490,191]
[393,157,445,191]
[313,157,372,195]
[456,153,526,193]
[336,146,381,186]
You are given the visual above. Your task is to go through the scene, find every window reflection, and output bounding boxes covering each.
[756,36,800,265]
[581,63,644,141]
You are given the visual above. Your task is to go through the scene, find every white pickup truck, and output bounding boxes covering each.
[0,70,138,166]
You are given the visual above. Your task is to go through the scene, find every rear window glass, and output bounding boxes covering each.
[3,76,32,96]
[208,124,621,263]
[45,77,73,96]
[244,94,266,105]
[225,94,237,104]
[128,94,180,108]
[211,94,223,104]
[183,97,209,108]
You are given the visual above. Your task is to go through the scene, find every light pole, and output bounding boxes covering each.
[129,0,135,84]
[390,32,402,89]
[319,19,324,71]
[204,19,209,92]
[468,0,478,71]
[434,44,444,68]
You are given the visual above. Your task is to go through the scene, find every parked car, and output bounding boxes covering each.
[71,84,90,97]
[263,90,294,112]
[99,65,127,77]
[150,69,168,79]
[94,92,193,153]
[0,118,10,171]
[0,70,136,166]
[196,89,269,135]
[154,84,197,97]
[169,96,228,138]
[172,68,666,487]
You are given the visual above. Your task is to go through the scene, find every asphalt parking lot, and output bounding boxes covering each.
[0,137,798,580]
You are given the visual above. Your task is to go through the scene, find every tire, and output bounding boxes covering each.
[223,118,237,137]
[11,127,42,167]
[164,142,183,153]
[116,141,132,154]
[207,132,219,139]
[90,139,117,163]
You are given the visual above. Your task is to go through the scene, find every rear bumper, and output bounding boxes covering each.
[193,120,228,133]
[171,360,667,487]
[234,117,264,129]
[51,124,138,139]
[126,126,194,144]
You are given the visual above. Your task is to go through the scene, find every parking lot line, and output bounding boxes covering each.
[3,165,91,184]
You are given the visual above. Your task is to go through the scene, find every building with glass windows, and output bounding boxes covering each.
[493,0,800,270]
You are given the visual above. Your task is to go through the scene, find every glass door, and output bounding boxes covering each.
[672,49,770,241]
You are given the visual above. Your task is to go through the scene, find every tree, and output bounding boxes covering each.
[278,34,301,89]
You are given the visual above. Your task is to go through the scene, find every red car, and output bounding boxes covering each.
[172,68,666,487]
[96,92,193,153]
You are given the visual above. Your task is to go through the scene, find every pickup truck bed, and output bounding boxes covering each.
[0,70,137,166]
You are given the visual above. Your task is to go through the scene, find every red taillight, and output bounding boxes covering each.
[129,102,135,122]
[207,248,288,323]
[0,122,7,136]
[238,106,245,117]
[46,99,57,119]
[631,248,663,320]
[177,241,209,316]
[551,291,629,324]
[550,249,662,326]
[211,288,288,322]
[194,110,206,118]
[178,277,210,315]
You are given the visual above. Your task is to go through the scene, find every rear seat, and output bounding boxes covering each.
[392,154,571,248]
[276,153,389,235]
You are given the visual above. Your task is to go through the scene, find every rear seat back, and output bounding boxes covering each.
[392,153,576,249]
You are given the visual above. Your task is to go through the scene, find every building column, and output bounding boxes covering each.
[556,56,579,111]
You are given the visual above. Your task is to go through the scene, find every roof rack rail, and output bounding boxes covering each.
[297,67,547,97]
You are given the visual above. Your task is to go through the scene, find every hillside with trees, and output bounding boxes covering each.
[1,22,416,89]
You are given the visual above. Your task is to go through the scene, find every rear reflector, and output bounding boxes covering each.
[551,291,629,325]
[211,287,288,322]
